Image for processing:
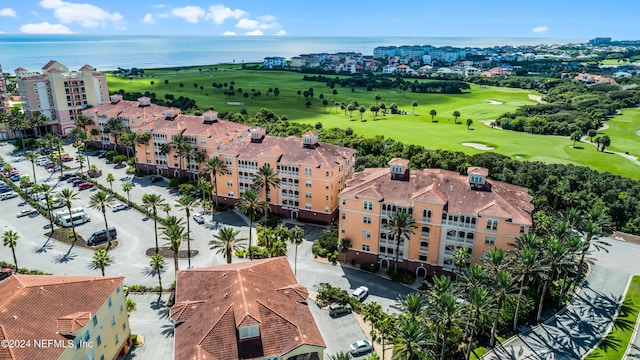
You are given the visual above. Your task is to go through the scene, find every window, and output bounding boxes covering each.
[227,180,233,186]
[341,212,346,220]
[239,325,260,339]
[200,137,206,144]
[325,182,330,189]
[363,216,372,224]
[341,227,346,234]
[227,191,234,197]
[108,296,112,307]
[326,171,329,177]
[225,157,232,165]
[485,236,495,245]
[363,200,373,211]
[111,315,115,326]
[305,180,312,187]
[423,209,432,221]
[304,167,312,176]
[419,255,427,261]
[305,204,312,210]
[120,304,124,313]
[363,230,371,238]
[325,195,329,201]
[520,225,526,234]
[420,241,429,249]
[486,219,498,230]
[362,244,370,251]
[342,198,346,206]
[305,192,312,199]
[114,334,119,345]
[92,316,98,326]
[421,226,430,237]
[96,336,102,346]
[116,286,121,294]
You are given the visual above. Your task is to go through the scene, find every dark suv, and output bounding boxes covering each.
[328,303,352,317]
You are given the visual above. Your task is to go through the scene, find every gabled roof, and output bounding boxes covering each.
[340,166,533,224]
[0,275,123,360]
[171,258,325,360]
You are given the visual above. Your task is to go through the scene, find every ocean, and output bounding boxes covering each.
[0,35,586,74]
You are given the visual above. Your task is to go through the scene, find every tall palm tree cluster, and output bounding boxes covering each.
[360,207,611,360]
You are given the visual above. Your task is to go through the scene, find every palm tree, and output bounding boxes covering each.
[328,352,352,360]
[25,151,38,184]
[452,247,470,277]
[2,230,20,272]
[38,184,56,232]
[511,244,547,332]
[453,110,461,123]
[162,223,185,276]
[75,154,85,175]
[290,226,305,275]
[58,188,80,245]
[122,182,133,204]
[252,163,281,205]
[149,253,166,291]
[89,191,114,250]
[104,117,124,149]
[392,319,434,360]
[91,249,112,276]
[204,156,228,221]
[464,286,493,360]
[120,131,139,162]
[483,247,509,276]
[137,131,150,173]
[74,116,93,171]
[170,133,189,177]
[28,110,48,137]
[536,237,573,322]
[235,189,267,260]
[490,270,519,346]
[394,293,427,323]
[209,227,246,264]
[429,109,437,122]
[385,211,417,273]
[162,203,172,217]
[106,173,115,193]
[433,292,466,360]
[142,193,166,254]
[575,208,611,285]
[176,195,199,269]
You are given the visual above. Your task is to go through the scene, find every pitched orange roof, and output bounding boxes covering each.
[171,258,325,360]
[340,167,533,224]
[0,275,123,360]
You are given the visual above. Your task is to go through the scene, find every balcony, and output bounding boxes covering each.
[419,246,428,253]
[442,220,476,230]
[422,217,432,223]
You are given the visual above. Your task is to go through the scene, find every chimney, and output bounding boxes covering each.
[202,110,218,124]
[467,166,490,191]
[389,158,410,181]
[302,132,319,149]
[250,127,266,143]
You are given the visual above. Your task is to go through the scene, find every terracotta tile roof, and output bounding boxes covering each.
[86,99,179,123]
[171,258,325,360]
[341,166,533,224]
[14,67,27,72]
[78,64,94,71]
[41,60,58,71]
[0,325,16,360]
[216,135,356,170]
[468,166,489,176]
[0,275,123,360]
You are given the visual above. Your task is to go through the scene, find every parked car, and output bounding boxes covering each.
[97,151,107,158]
[150,175,164,183]
[10,174,21,182]
[61,156,74,162]
[352,286,369,302]
[349,340,372,356]
[44,163,55,169]
[67,176,81,183]
[193,212,205,224]
[0,192,18,200]
[72,179,85,186]
[47,166,61,173]
[78,182,94,190]
[0,267,12,281]
[0,186,12,193]
[328,303,352,317]
[59,174,73,181]
[112,203,129,212]
[17,208,37,218]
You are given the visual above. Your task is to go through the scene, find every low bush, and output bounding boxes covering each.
[0,261,50,275]
[126,284,162,293]
[314,282,349,306]
[387,268,416,285]
[234,249,247,258]
[248,246,268,259]
[312,240,329,258]
[360,263,380,273]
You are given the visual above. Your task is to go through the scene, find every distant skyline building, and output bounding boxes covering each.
[15,60,109,135]
[0,64,9,115]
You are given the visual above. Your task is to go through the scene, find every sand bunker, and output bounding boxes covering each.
[636,129,640,136]
[227,102,245,105]
[462,142,494,150]
[486,100,503,105]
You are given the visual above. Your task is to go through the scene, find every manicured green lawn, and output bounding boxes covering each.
[599,108,640,159]
[107,67,640,179]
[586,276,640,359]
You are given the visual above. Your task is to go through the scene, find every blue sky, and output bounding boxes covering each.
[0,0,638,39]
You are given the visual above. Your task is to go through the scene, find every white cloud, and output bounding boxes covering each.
[39,0,123,28]
[206,4,247,24]
[153,4,166,9]
[236,17,279,30]
[275,29,287,36]
[172,5,205,23]
[222,31,237,36]
[0,8,17,17]
[245,29,263,36]
[143,13,154,24]
[20,22,74,34]
[533,25,549,33]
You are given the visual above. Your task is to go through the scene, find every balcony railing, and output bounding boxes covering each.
[442,220,476,230]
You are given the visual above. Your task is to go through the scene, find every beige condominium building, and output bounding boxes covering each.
[338,158,533,276]
[0,64,9,115]
[0,274,132,360]
[214,128,357,224]
[83,94,251,177]
[16,60,109,135]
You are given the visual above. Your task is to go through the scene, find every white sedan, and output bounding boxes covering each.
[112,203,130,212]
[352,286,369,302]
[17,208,37,218]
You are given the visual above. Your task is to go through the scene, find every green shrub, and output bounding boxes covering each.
[0,261,50,274]
[361,263,380,272]
[249,246,268,259]
[105,150,118,161]
[168,178,182,188]
[314,282,349,306]
[234,249,247,258]
[126,284,162,293]
[387,269,416,285]
[347,297,363,313]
